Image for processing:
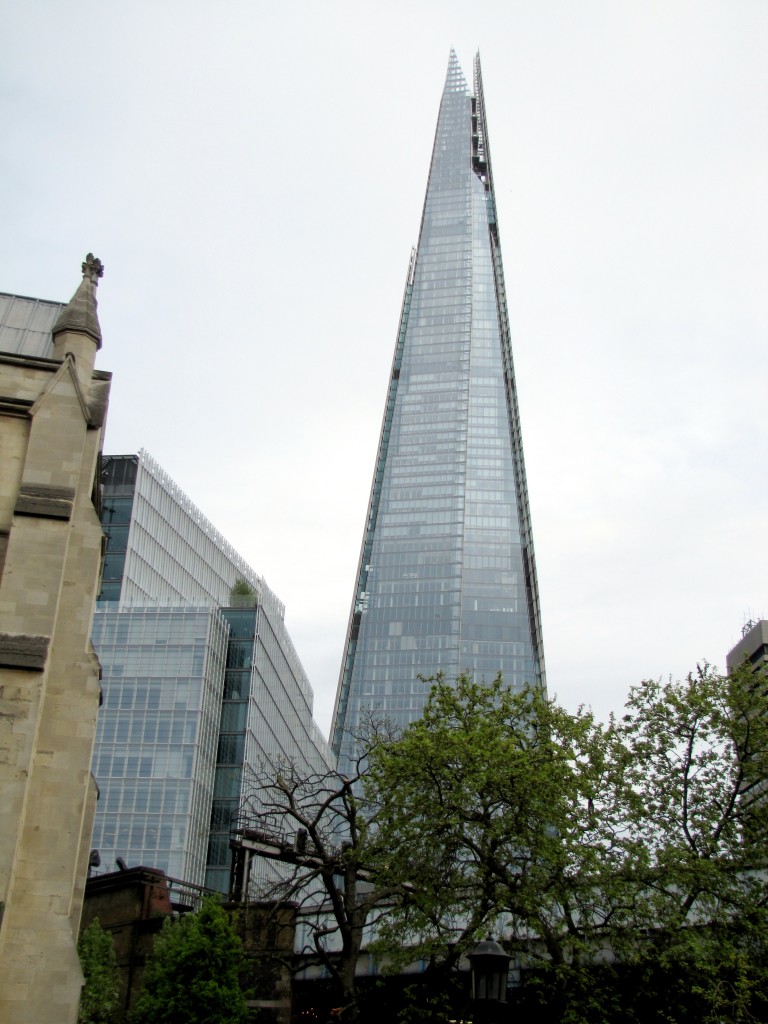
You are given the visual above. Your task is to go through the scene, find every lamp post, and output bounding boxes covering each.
[468,937,511,1024]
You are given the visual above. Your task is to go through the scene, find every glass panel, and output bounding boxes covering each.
[220,701,247,732]
[332,54,544,772]
[216,733,245,764]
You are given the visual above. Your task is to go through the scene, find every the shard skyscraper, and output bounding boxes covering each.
[331,52,545,769]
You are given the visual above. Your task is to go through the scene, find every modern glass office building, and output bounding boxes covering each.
[206,600,332,893]
[91,606,229,884]
[331,53,546,770]
[99,451,266,607]
[91,453,333,890]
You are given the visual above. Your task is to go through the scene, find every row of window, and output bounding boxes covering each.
[94,816,190,852]
[98,780,194,814]
[94,609,215,643]
[102,679,201,712]
[97,713,201,745]
[388,484,467,500]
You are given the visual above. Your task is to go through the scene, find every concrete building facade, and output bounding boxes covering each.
[727,620,768,673]
[0,256,111,1024]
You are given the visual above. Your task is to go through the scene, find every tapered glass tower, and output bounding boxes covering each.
[331,52,545,769]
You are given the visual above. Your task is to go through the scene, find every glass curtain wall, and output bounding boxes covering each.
[331,52,545,772]
[99,455,138,601]
[205,606,257,893]
[91,451,333,891]
[91,607,228,885]
[206,603,335,894]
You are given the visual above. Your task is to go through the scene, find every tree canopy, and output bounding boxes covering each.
[78,917,121,1024]
[128,898,248,1024]
[363,664,768,1022]
[238,663,768,1022]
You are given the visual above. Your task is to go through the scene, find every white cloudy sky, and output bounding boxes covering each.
[2,1,766,735]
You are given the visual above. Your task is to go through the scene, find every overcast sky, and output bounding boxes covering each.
[2,1,766,735]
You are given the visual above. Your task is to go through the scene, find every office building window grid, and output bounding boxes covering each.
[91,606,228,882]
[332,53,544,770]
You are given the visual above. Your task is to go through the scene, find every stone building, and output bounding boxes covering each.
[0,256,111,1024]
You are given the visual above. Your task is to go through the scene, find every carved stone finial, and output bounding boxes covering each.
[52,252,104,346]
[82,253,104,283]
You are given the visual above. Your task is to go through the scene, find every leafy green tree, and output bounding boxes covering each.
[128,898,248,1024]
[366,666,768,1023]
[611,662,768,1022]
[78,917,121,1024]
[366,673,620,1019]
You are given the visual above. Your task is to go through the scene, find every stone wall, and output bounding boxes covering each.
[0,261,111,1024]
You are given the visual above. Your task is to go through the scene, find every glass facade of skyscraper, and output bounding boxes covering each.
[99,451,268,609]
[331,53,545,770]
[91,453,334,890]
[91,606,228,882]
[205,601,331,893]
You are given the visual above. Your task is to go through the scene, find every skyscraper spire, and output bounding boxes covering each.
[331,53,545,770]
[445,48,467,92]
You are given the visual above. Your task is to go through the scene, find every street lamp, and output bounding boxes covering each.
[468,937,511,1023]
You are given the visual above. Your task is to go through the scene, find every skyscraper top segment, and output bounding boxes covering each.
[445,48,467,93]
[331,52,546,768]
